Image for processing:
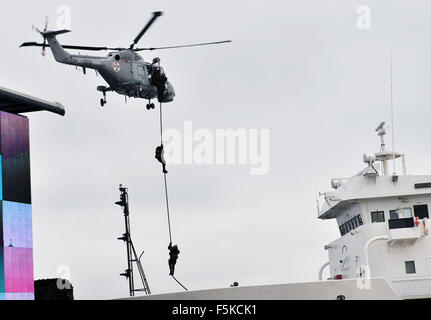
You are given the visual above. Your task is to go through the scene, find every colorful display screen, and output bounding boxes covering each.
[0,112,31,204]
[0,112,34,300]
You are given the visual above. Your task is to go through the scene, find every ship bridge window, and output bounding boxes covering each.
[405,261,416,274]
[414,205,429,219]
[339,214,363,236]
[390,208,413,220]
[371,211,385,223]
[389,208,414,229]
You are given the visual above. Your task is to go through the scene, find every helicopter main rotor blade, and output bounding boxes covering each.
[20,42,122,51]
[130,11,163,49]
[134,40,232,51]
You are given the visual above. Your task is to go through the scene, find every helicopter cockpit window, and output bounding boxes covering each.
[134,53,143,61]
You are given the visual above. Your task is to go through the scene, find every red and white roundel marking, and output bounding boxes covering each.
[113,61,121,72]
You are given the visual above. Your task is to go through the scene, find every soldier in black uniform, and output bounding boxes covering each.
[150,57,168,102]
[155,144,168,174]
[168,242,180,276]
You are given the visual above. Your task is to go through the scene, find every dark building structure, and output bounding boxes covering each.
[34,279,74,301]
[0,87,65,116]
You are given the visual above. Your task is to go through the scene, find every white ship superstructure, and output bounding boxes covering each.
[318,122,431,297]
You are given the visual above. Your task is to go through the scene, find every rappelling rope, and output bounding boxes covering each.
[159,103,189,292]
[159,103,172,244]
[164,173,173,244]
[159,102,164,145]
[172,275,189,291]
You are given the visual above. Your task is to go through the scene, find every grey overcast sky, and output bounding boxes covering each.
[2,0,431,299]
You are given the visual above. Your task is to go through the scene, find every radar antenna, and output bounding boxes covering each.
[373,121,406,176]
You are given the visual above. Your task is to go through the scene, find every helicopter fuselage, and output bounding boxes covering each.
[46,33,175,103]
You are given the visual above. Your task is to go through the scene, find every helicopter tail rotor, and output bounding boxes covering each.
[28,16,72,57]
[32,16,49,56]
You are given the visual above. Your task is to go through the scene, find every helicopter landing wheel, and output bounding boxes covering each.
[150,103,155,109]
[100,91,107,107]
[146,104,151,110]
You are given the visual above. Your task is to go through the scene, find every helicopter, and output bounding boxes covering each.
[20,12,231,109]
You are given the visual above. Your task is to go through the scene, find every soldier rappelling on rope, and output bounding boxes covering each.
[155,144,168,174]
[168,242,180,276]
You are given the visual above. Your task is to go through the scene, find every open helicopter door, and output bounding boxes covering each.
[132,63,150,85]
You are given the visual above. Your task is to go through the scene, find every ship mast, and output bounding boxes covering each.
[376,122,389,175]
[374,121,406,176]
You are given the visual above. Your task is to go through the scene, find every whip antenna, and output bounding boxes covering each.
[390,50,396,174]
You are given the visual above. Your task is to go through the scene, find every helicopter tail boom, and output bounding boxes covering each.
[43,33,104,71]
[45,34,73,64]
